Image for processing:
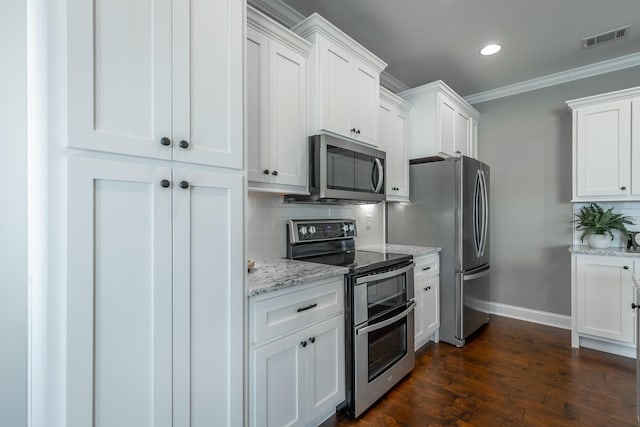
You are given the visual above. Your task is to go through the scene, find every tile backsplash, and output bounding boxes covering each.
[572,201,640,247]
[248,192,385,259]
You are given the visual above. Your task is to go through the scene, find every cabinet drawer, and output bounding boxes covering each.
[251,278,344,345]
[414,254,439,277]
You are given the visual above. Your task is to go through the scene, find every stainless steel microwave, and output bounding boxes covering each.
[285,134,386,204]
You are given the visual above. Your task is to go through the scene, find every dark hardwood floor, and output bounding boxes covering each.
[321,315,637,426]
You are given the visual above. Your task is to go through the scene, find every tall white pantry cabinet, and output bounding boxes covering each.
[43,0,245,426]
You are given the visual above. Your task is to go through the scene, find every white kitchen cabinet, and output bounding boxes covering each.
[67,0,243,169]
[567,86,640,201]
[250,278,345,427]
[572,254,636,356]
[400,80,479,160]
[413,254,440,350]
[66,156,244,427]
[380,87,411,201]
[294,14,387,147]
[247,7,311,194]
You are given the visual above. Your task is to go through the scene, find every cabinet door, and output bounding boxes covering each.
[172,168,244,427]
[246,27,270,183]
[352,60,380,146]
[576,255,634,344]
[67,157,173,427]
[305,316,345,422]
[67,0,172,160]
[631,99,640,196]
[320,38,354,138]
[172,0,243,169]
[392,111,409,198]
[423,277,440,338]
[413,272,427,348]
[379,102,394,193]
[575,101,631,197]
[251,331,306,427]
[269,41,307,187]
[438,94,457,157]
[454,109,471,157]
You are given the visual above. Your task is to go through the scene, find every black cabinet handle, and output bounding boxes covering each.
[422,266,431,271]
[297,303,317,313]
[179,140,190,149]
[351,128,357,133]
[624,266,629,270]
[300,341,307,348]
[160,137,171,146]
[160,179,171,188]
[356,129,361,135]
[272,170,278,176]
[263,169,270,175]
[309,337,316,344]
[632,303,639,309]
[621,186,627,190]
[424,286,431,291]
[179,181,189,189]
[455,150,461,154]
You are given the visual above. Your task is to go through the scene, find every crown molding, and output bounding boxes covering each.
[380,86,412,113]
[247,0,304,28]
[380,72,410,94]
[464,52,640,105]
[566,85,640,110]
[400,80,480,117]
[247,6,311,57]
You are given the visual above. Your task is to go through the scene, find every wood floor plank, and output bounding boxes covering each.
[321,315,636,426]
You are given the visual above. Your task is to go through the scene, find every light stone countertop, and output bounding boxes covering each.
[247,258,348,297]
[569,245,640,258]
[360,244,441,258]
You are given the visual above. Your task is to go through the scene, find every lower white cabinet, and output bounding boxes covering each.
[572,254,636,355]
[66,156,244,426]
[250,278,345,427]
[413,254,440,350]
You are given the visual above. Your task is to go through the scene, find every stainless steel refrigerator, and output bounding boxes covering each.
[387,156,491,347]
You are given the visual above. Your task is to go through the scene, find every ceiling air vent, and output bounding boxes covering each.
[582,26,630,49]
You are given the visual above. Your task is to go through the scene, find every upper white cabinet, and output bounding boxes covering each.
[567,86,640,201]
[67,0,243,169]
[66,156,244,427]
[247,7,311,194]
[293,14,387,147]
[379,87,411,201]
[571,254,636,356]
[400,80,479,159]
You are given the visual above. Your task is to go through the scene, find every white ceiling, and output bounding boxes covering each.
[278,0,640,96]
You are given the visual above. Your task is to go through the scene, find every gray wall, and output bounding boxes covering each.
[0,0,28,425]
[475,66,640,316]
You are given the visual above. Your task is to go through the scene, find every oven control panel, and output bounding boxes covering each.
[289,219,357,243]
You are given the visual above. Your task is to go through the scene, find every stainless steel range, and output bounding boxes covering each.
[287,219,416,417]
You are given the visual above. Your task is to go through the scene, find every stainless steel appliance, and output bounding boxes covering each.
[285,134,386,204]
[387,156,491,347]
[287,219,415,417]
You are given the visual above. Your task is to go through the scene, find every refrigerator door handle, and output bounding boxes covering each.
[479,169,489,258]
[473,170,482,257]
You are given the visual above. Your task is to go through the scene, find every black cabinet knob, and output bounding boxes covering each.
[272,170,278,176]
[300,341,307,348]
[160,137,171,146]
[425,286,431,291]
[179,140,190,149]
[309,337,315,344]
[632,303,639,309]
[160,179,171,188]
[624,265,630,270]
[455,150,461,154]
[351,128,357,133]
[621,186,627,190]
[179,180,189,189]
[263,169,270,175]
[356,129,361,135]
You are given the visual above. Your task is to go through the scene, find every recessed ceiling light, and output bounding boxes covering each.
[480,44,502,56]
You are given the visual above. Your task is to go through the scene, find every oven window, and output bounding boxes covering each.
[326,145,379,193]
[367,274,407,320]
[368,315,407,382]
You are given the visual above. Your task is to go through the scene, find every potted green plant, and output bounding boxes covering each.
[573,203,634,248]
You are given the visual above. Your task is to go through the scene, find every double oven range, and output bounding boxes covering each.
[287,219,416,417]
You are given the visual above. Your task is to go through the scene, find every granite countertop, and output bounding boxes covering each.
[247,258,349,297]
[360,244,441,258]
[569,245,640,258]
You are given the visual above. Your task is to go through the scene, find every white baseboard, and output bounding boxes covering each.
[479,300,572,330]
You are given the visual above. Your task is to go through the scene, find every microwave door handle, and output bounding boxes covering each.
[374,158,384,193]
[356,301,416,336]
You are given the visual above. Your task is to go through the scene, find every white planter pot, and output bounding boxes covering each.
[589,233,611,249]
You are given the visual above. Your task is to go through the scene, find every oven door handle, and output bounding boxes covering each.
[355,262,415,285]
[356,301,416,336]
